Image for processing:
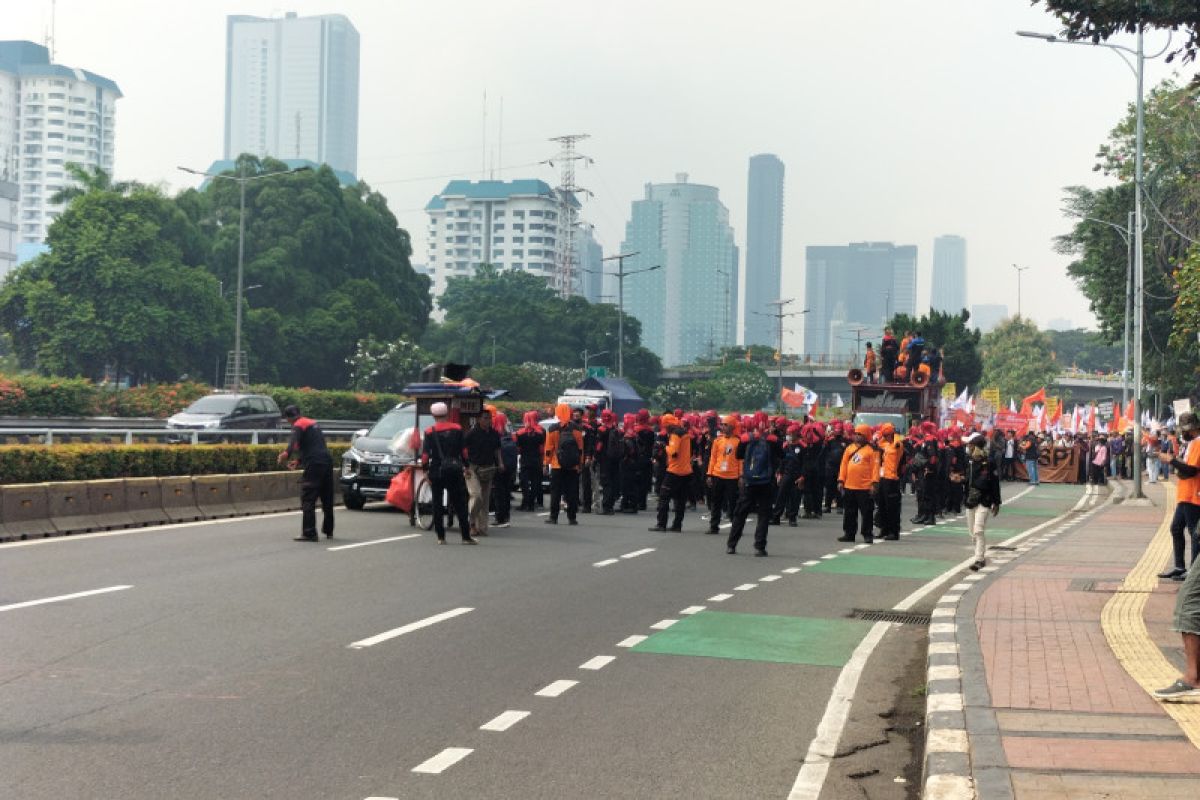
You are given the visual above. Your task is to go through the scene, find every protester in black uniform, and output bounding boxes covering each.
[944,433,967,515]
[492,412,518,528]
[635,409,656,510]
[771,424,804,527]
[911,435,940,525]
[598,410,624,515]
[514,411,546,511]
[823,423,847,513]
[620,413,642,513]
[800,424,826,519]
[278,404,334,542]
[580,405,600,514]
[420,402,476,545]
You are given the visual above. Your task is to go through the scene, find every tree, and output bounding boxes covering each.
[49,163,143,206]
[0,187,227,382]
[980,318,1059,401]
[887,309,983,390]
[1045,328,1123,372]
[1031,2,1200,78]
[346,337,428,392]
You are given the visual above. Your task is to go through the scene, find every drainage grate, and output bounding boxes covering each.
[990,545,1018,551]
[850,608,932,625]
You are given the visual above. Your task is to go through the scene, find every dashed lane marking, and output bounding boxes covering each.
[328,534,421,551]
[783,567,801,574]
[734,583,757,591]
[0,584,133,613]
[708,593,733,602]
[650,619,678,630]
[760,575,781,582]
[480,710,530,732]
[593,558,619,567]
[680,605,706,614]
[620,548,655,559]
[579,655,616,670]
[617,635,647,648]
[348,607,474,650]
[412,747,473,774]
[803,560,821,566]
[535,680,578,698]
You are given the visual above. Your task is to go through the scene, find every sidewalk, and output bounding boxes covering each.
[922,480,1200,799]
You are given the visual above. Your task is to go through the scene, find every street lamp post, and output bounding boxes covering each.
[753,299,809,412]
[178,163,309,393]
[581,349,608,372]
[1011,263,1029,319]
[596,252,661,379]
[1017,26,1159,499]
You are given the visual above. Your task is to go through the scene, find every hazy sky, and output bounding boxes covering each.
[6,0,1180,350]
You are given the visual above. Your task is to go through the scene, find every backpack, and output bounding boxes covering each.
[742,436,773,485]
[556,430,581,470]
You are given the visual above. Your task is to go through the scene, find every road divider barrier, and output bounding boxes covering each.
[0,472,313,543]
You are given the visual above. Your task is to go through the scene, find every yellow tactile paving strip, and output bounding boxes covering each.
[1101,490,1200,750]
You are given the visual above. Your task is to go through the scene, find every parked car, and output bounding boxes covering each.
[340,402,419,510]
[165,393,284,437]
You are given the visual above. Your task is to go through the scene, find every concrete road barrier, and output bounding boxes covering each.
[193,475,238,519]
[87,478,135,530]
[259,471,300,513]
[47,481,97,534]
[0,483,54,541]
[124,477,167,526]
[160,476,203,523]
[230,473,273,515]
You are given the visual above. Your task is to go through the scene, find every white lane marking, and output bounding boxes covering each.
[365,796,399,799]
[680,605,706,615]
[593,558,620,567]
[803,560,820,566]
[734,583,757,591]
[650,618,678,630]
[930,623,956,634]
[720,523,732,529]
[928,642,958,655]
[899,532,912,536]
[535,680,578,697]
[820,554,838,560]
[0,511,302,549]
[327,533,420,551]
[838,548,855,554]
[760,575,781,582]
[783,567,802,574]
[0,584,133,613]
[617,635,647,647]
[537,512,550,517]
[480,710,530,732]
[854,544,870,550]
[788,622,891,799]
[348,607,473,649]
[579,655,616,670]
[412,747,473,774]
[620,548,655,559]
[708,593,733,602]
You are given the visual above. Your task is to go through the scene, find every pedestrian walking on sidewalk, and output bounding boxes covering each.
[278,404,334,542]
[1158,412,1200,582]
[1155,565,1200,700]
[963,431,1001,570]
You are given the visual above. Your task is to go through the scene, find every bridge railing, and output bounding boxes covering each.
[0,427,364,447]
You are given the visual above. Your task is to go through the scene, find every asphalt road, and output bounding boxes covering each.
[0,481,1086,799]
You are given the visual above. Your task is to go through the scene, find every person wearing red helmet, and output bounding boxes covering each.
[771,423,805,527]
[727,415,784,556]
[910,433,940,525]
[634,409,656,510]
[619,413,642,514]
[650,414,693,532]
[823,422,847,514]
[515,410,546,512]
[596,409,624,515]
[876,422,905,540]
[580,405,601,514]
[837,423,880,543]
[800,423,826,519]
[706,414,742,534]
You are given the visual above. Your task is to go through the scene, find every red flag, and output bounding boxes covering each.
[780,387,805,409]
[1020,387,1046,417]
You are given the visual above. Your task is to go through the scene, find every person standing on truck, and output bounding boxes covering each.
[515,411,546,511]
[863,342,878,385]
[906,332,925,378]
[836,423,880,543]
[278,404,335,542]
[650,414,692,532]
[880,329,900,383]
[544,404,585,525]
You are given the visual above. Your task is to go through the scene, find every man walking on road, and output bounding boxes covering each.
[420,402,476,545]
[726,418,782,557]
[1158,412,1200,582]
[278,405,335,542]
[963,431,1001,570]
[837,424,879,543]
[464,410,503,538]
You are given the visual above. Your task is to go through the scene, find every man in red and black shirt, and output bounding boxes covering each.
[419,402,476,544]
[278,404,334,542]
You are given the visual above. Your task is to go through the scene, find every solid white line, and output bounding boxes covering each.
[0,584,133,613]
[327,533,420,551]
[348,607,473,649]
[760,575,781,582]
[412,747,473,774]
[617,635,646,647]
[788,622,891,799]
[535,679,578,697]
[680,605,706,615]
[365,796,399,799]
[0,511,301,549]
[620,548,655,559]
[708,593,733,602]
[734,583,757,591]
[783,567,802,574]
[593,558,620,567]
[579,655,616,670]
[650,618,678,630]
[537,512,550,517]
[480,710,530,732]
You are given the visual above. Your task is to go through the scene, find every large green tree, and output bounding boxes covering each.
[887,309,983,390]
[0,187,227,382]
[980,317,1059,401]
[1031,2,1200,77]
[1046,328,1123,372]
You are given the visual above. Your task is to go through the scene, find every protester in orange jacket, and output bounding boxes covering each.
[705,414,742,534]
[543,403,586,525]
[651,413,693,532]
[837,423,880,543]
[876,423,904,540]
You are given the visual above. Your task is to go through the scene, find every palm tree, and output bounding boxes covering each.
[49,163,142,206]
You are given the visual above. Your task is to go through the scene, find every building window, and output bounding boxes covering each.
[512,250,524,257]
[512,237,524,244]
[472,210,482,219]
[529,210,544,217]
[512,224,524,232]
[493,237,505,244]
[493,223,505,230]
[513,211,525,219]
[494,210,505,218]
[493,249,505,256]
[511,262,523,269]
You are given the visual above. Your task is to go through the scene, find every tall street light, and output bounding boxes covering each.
[595,252,661,379]
[1017,26,1163,499]
[1011,263,1029,319]
[753,299,809,412]
[581,349,608,372]
[178,162,310,393]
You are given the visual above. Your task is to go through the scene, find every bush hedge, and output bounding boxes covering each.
[0,444,348,484]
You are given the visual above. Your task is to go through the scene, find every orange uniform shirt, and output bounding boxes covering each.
[839,443,880,490]
[544,426,585,471]
[864,350,877,372]
[1177,438,1200,505]
[707,434,742,479]
[880,436,903,480]
[666,432,692,477]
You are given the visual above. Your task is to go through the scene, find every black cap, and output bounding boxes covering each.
[283,404,300,419]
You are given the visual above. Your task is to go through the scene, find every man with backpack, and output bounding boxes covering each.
[650,414,693,532]
[837,423,880,543]
[726,418,783,557]
[597,409,624,515]
[544,404,586,525]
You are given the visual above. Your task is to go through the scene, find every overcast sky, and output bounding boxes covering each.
[7,0,1181,350]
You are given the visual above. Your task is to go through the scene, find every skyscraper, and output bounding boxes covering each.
[619,174,738,367]
[224,12,360,176]
[804,242,917,356]
[744,154,784,347]
[0,41,120,250]
[576,223,606,304]
[930,235,967,314]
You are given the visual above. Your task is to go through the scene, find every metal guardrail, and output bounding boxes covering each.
[0,427,364,446]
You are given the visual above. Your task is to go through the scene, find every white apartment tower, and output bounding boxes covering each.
[0,41,120,249]
[423,179,584,300]
[224,13,360,177]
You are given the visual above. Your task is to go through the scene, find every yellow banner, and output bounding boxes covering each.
[981,387,1001,409]
[1045,397,1060,418]
[941,382,957,399]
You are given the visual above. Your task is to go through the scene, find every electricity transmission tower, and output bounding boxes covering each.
[548,134,590,299]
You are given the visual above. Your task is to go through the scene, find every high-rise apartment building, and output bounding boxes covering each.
[423,179,579,299]
[577,223,605,304]
[0,178,17,280]
[619,174,738,367]
[0,41,120,249]
[224,13,360,177]
[930,234,967,314]
[804,242,917,356]
[744,154,784,347]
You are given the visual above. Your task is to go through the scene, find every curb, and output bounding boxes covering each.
[919,486,1114,799]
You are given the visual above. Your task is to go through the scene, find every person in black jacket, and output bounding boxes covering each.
[514,411,546,511]
[801,424,826,519]
[420,402,476,545]
[771,424,804,526]
[598,410,624,515]
[278,404,334,542]
[963,431,1001,570]
[823,424,847,513]
[727,419,784,557]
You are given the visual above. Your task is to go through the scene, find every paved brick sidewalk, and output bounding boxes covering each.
[946,483,1200,799]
